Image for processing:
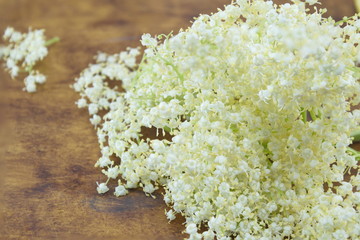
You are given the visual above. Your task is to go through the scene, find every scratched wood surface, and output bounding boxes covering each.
[0,0,357,240]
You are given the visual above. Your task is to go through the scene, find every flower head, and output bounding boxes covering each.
[74,0,360,239]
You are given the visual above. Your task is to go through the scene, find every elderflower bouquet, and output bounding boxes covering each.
[0,27,59,92]
[74,0,360,239]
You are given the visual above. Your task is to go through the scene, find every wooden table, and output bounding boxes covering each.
[0,0,357,239]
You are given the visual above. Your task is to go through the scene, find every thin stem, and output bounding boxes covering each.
[163,126,172,133]
[317,110,322,119]
[309,110,317,121]
[129,54,148,89]
[347,147,360,161]
[347,66,360,78]
[335,17,349,26]
[301,110,307,123]
[105,177,110,184]
[158,56,184,82]
[45,37,60,47]
[351,129,360,142]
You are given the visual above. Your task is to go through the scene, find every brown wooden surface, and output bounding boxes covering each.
[0,1,357,240]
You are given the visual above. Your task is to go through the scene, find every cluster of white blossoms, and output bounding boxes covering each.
[0,27,59,92]
[74,0,360,239]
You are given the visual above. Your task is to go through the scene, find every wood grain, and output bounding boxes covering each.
[0,1,357,240]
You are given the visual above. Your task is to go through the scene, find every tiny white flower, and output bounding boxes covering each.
[186,223,198,235]
[202,230,215,240]
[10,65,19,78]
[3,27,14,40]
[88,103,98,115]
[143,183,156,194]
[106,166,119,179]
[140,33,157,47]
[9,31,22,42]
[90,114,101,126]
[166,209,176,221]
[258,86,273,102]
[97,156,112,167]
[24,81,36,93]
[96,182,109,194]
[114,184,128,197]
[34,73,46,84]
[24,74,37,92]
[76,98,87,108]
[332,229,348,240]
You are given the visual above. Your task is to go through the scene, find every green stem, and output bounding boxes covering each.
[301,110,307,123]
[45,37,60,47]
[347,147,360,160]
[131,55,146,85]
[309,110,317,121]
[347,66,360,78]
[105,177,110,184]
[317,110,322,119]
[351,129,360,142]
[158,56,184,82]
[163,126,172,133]
[335,17,349,26]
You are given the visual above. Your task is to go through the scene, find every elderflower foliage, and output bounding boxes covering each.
[0,27,58,92]
[74,0,360,239]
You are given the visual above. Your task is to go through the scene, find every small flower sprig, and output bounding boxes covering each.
[0,27,59,92]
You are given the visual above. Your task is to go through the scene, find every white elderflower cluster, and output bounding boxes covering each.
[0,27,59,92]
[74,0,360,239]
